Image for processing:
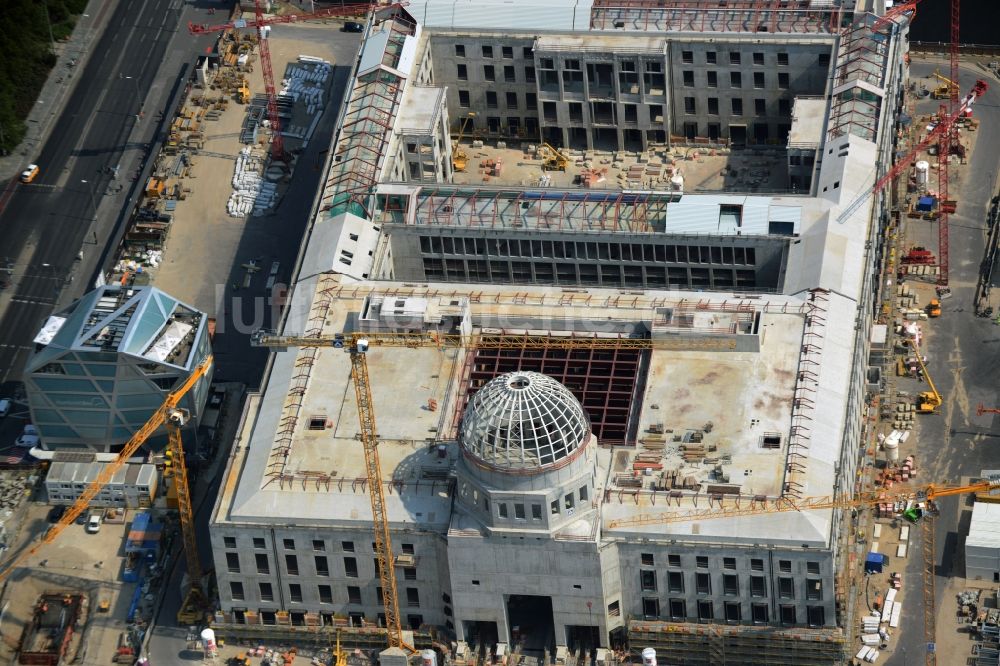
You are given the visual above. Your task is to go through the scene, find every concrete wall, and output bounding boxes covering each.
[386,226,789,291]
[425,32,833,151]
[429,34,539,142]
[666,39,832,146]
[211,525,453,630]
[616,543,836,628]
[447,533,607,646]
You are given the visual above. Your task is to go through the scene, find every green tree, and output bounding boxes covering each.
[0,0,86,155]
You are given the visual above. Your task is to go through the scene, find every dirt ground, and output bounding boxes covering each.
[452,141,790,193]
[0,502,139,665]
[151,23,344,314]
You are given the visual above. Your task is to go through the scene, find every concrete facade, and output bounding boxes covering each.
[427,32,832,150]
[384,226,789,290]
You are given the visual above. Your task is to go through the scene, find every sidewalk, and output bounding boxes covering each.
[0,0,120,181]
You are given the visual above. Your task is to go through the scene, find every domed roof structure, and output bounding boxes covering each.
[460,372,591,473]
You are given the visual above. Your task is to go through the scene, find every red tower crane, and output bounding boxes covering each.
[836,80,988,226]
[188,2,385,162]
[936,0,961,286]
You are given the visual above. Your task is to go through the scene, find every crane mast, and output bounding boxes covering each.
[348,340,405,649]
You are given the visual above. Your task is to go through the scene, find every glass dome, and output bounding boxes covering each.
[460,372,590,472]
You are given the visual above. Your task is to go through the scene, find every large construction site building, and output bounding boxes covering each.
[209,1,908,663]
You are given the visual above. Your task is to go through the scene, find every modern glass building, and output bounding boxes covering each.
[25,285,213,453]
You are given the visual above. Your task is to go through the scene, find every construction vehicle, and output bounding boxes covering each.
[541,143,570,171]
[237,78,251,104]
[0,357,213,622]
[905,339,942,413]
[931,69,958,100]
[452,112,476,172]
[926,298,941,318]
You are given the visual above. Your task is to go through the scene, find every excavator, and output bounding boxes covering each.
[906,338,942,413]
[451,113,476,172]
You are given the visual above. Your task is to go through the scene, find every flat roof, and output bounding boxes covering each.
[216,279,852,548]
[635,311,804,498]
[788,97,828,147]
[968,502,1000,551]
[397,86,445,134]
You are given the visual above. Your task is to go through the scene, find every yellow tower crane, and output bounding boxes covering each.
[0,356,213,624]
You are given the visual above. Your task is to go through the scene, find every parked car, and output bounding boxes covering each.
[343,21,364,32]
[75,512,88,525]
[86,514,102,534]
[47,506,66,523]
[14,434,39,448]
[0,399,10,418]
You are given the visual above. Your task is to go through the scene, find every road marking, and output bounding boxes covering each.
[0,179,16,217]
[10,298,56,306]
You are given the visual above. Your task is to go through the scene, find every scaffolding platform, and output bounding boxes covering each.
[628,619,845,665]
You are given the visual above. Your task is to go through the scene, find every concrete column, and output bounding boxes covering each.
[612,59,624,152]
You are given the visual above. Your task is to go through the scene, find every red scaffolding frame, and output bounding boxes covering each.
[589,0,843,34]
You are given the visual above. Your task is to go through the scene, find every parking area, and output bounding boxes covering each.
[0,501,139,665]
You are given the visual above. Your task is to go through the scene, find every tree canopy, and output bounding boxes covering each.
[0,0,88,155]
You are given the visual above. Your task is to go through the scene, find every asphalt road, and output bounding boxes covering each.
[886,60,1000,665]
[0,0,191,388]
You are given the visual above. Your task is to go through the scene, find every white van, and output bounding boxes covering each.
[86,514,102,534]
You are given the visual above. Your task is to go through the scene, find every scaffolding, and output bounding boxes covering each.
[827,15,893,142]
[321,6,416,218]
[589,0,846,34]
[399,187,683,233]
[265,275,339,487]
[210,612,437,649]
[628,619,845,665]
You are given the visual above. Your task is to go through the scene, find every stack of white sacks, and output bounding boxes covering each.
[227,147,277,217]
[278,56,332,148]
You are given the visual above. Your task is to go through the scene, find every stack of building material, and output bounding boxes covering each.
[633,453,663,472]
[614,473,642,488]
[892,402,915,430]
[679,444,705,462]
[228,147,277,217]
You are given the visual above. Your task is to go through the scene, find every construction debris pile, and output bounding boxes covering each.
[974,590,1000,666]
[0,469,35,507]
[228,147,277,218]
